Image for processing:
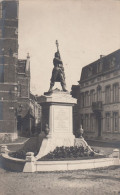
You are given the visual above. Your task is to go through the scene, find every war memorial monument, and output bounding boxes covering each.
[1,41,120,173]
[35,40,77,159]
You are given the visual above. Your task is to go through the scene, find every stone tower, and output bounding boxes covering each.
[0,0,19,140]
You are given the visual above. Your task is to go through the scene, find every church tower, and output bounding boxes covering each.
[0,0,19,140]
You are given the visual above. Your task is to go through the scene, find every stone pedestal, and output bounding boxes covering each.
[36,89,77,159]
[23,152,36,173]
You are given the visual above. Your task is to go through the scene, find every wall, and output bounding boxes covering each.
[0,0,18,140]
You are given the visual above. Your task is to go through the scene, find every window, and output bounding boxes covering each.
[82,115,85,130]
[85,114,89,131]
[0,65,4,82]
[90,114,95,132]
[5,1,18,19]
[0,102,3,120]
[80,93,84,108]
[88,66,92,77]
[21,85,29,98]
[0,29,2,38]
[80,114,83,128]
[105,85,111,104]
[110,57,116,68]
[105,112,111,132]
[97,85,102,101]
[90,90,95,105]
[113,83,119,102]
[113,112,119,132]
[17,116,22,131]
[17,84,21,97]
[0,3,2,18]
[97,62,102,73]
[84,91,89,107]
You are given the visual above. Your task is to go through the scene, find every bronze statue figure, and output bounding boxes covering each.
[48,40,67,92]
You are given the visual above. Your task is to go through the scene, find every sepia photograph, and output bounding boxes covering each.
[0,0,120,194]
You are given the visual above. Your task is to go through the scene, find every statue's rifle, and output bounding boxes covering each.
[55,40,63,65]
[56,40,59,52]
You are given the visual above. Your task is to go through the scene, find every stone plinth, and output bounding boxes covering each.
[36,89,77,159]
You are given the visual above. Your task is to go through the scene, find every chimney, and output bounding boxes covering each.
[100,55,105,59]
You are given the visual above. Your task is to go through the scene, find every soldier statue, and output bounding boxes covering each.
[48,40,67,92]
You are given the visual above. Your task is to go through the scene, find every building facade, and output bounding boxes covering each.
[17,57,41,137]
[0,0,19,140]
[0,0,41,141]
[29,93,41,135]
[72,49,120,141]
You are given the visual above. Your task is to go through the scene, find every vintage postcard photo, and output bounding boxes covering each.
[0,0,120,194]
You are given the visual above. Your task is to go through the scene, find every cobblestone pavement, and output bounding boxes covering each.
[0,143,120,195]
[0,165,120,195]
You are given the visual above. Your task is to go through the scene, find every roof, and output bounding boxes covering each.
[79,49,120,83]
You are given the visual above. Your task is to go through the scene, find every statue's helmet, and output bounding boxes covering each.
[55,52,60,58]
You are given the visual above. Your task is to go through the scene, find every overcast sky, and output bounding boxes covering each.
[18,0,120,95]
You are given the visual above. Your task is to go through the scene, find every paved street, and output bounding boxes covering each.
[0,142,120,195]
[0,150,120,195]
[0,165,120,195]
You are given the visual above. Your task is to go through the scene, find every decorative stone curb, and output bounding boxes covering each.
[1,153,26,172]
[1,145,120,173]
[1,145,10,154]
[33,158,118,172]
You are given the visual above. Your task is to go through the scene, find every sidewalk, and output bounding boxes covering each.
[86,139,120,156]
[0,137,29,146]
[0,137,29,152]
[87,139,120,148]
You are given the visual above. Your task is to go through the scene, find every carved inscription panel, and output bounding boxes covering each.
[53,106,70,132]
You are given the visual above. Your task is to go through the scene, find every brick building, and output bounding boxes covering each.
[0,0,18,141]
[0,0,41,141]
[72,49,120,141]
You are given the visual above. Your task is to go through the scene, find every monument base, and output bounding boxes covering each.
[36,134,75,159]
[37,89,77,159]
